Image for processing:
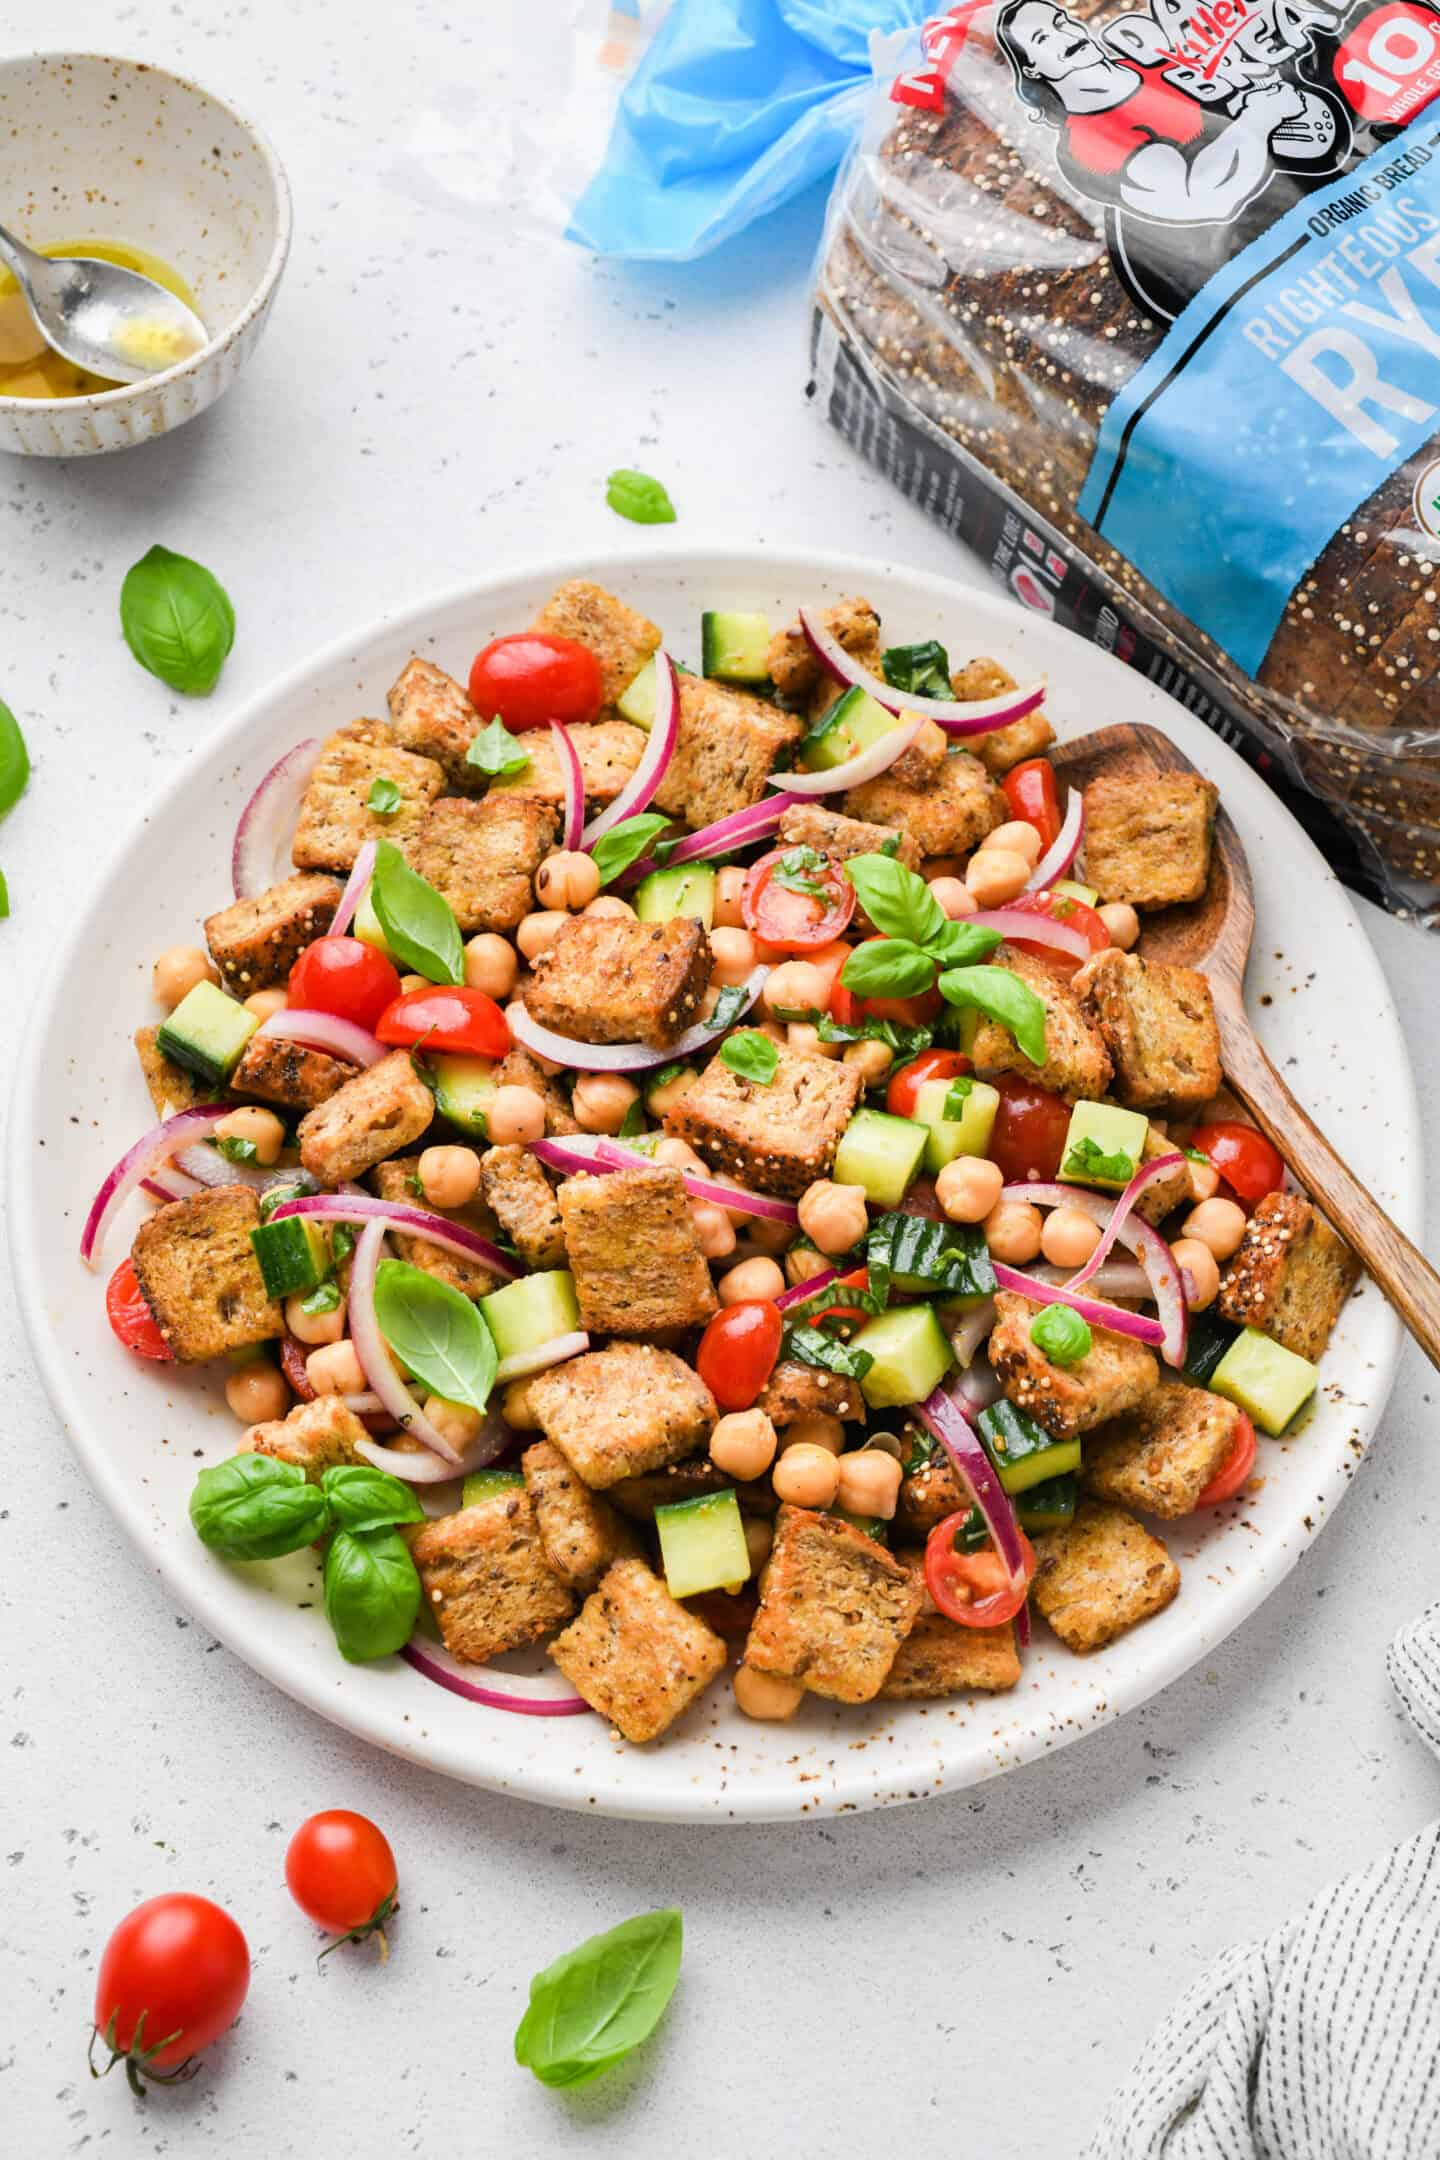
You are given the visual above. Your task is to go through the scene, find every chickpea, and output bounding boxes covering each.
[761,959,829,1019]
[772,1442,841,1509]
[709,926,758,988]
[713,866,748,929]
[285,1292,346,1346]
[718,1255,786,1306]
[502,1376,542,1429]
[709,1408,779,1481]
[787,1022,840,1061]
[418,1145,482,1210]
[936,1155,1005,1225]
[305,1339,367,1397]
[743,1516,774,1575]
[786,1414,845,1457]
[421,1395,487,1452]
[243,987,288,1023]
[573,1072,641,1136]
[928,875,978,921]
[798,1179,868,1256]
[691,1202,736,1260]
[399,973,430,995]
[756,1019,788,1046]
[488,1084,547,1145]
[1187,1157,1222,1205]
[965,847,1032,907]
[214,1105,285,1167]
[982,1197,1044,1265]
[744,1212,795,1254]
[533,850,600,912]
[582,894,635,921]
[224,1363,289,1425]
[924,856,968,883]
[516,909,570,962]
[646,1067,695,1118]
[1099,901,1141,952]
[152,944,218,1009]
[980,819,1044,868]
[464,932,519,1001]
[1182,1195,1248,1262]
[1172,1237,1220,1311]
[836,1449,904,1520]
[656,1135,709,1177]
[784,1243,831,1288]
[1040,1204,1104,1270]
[734,1665,804,1721]
[843,1039,893,1086]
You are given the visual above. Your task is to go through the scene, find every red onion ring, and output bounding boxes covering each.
[328,839,377,939]
[231,737,324,900]
[775,1267,839,1312]
[355,1412,509,1482]
[947,1295,997,1365]
[508,965,768,1073]
[917,1382,1031,1601]
[270,1195,518,1279]
[991,1262,1164,1346]
[969,908,1092,962]
[620,793,805,889]
[493,1330,590,1385]
[81,1104,232,1265]
[582,653,679,846]
[401,1637,591,1717]
[769,710,927,797]
[257,1008,382,1068]
[952,1354,1004,1412]
[798,608,1047,734]
[142,1166,198,1204]
[1025,789,1085,894]
[1000,1180,1188,1367]
[550,720,584,853]
[529,1134,801,1224]
[347,1218,465,1463]
[1057,1151,1186,1295]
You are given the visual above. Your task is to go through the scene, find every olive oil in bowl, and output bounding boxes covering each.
[0,239,202,399]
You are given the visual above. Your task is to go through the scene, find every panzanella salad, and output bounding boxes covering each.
[87,581,1362,1739]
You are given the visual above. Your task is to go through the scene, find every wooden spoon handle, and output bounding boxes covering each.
[1215,993,1440,1373]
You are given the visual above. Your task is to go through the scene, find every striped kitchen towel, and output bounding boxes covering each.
[1086,1605,1440,2158]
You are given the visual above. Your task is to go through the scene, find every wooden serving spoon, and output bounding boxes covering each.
[1049,722,1440,1372]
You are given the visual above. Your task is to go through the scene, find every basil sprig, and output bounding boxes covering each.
[720,1029,778,1085]
[467,716,531,779]
[781,1322,873,1383]
[515,1909,683,2088]
[605,469,677,525]
[373,1258,498,1413]
[1062,1134,1137,1185]
[120,544,235,696]
[324,1526,422,1663]
[370,839,464,986]
[882,638,951,699]
[189,1455,331,1560]
[591,812,673,888]
[0,699,30,820]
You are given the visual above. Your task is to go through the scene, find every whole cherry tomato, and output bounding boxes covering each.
[986,1074,1072,1186]
[289,936,403,1034]
[742,847,857,954]
[1001,758,1062,849]
[1193,1413,1258,1507]
[286,1810,399,1957]
[886,1048,971,1121]
[1004,889,1110,973]
[925,1515,1036,1628]
[1189,1121,1285,1209]
[696,1300,782,1411]
[829,938,942,1029]
[468,632,603,730]
[375,986,511,1059]
[106,1256,173,1361]
[92,1895,249,2094]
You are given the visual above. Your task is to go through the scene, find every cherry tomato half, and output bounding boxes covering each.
[375,986,511,1059]
[925,1515,1036,1629]
[289,936,403,1035]
[1001,758,1062,849]
[92,1894,249,2091]
[286,1810,399,1955]
[1189,1121,1285,1210]
[468,632,603,731]
[886,1048,971,1121]
[986,1074,1072,1186]
[829,938,943,1029]
[696,1299,782,1412]
[106,1256,173,1361]
[1005,889,1110,974]
[1193,1412,1258,1507]
[742,847,857,954]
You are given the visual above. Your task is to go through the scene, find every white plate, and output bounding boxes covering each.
[11,547,1417,1822]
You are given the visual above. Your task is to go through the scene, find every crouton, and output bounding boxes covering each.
[230,1034,351,1112]
[950,658,1057,775]
[413,1490,575,1664]
[558,1166,717,1335]
[371,1154,504,1297]
[494,1047,580,1135]
[524,915,710,1049]
[204,873,345,993]
[387,657,482,788]
[478,1145,566,1269]
[1134,1124,1197,1227]
[404,794,558,936]
[1084,1376,1242,1517]
[130,1186,283,1362]
[845,750,1006,859]
[989,1290,1158,1441]
[490,721,643,810]
[239,1395,369,1479]
[549,1557,726,1742]
[1218,1191,1360,1361]
[521,1439,641,1591]
[968,947,1113,1104]
[297,1049,434,1187]
[651,675,804,831]
[878,1551,1021,1697]
[768,595,883,707]
[607,1460,734,1520]
[1075,949,1222,1113]
[528,1342,716,1489]
[756,1359,866,1426]
[665,1040,864,1199]
[776,801,921,875]
[896,1448,966,1539]
[744,1505,922,1703]
[530,579,662,710]
[1030,1500,1180,1653]
[1083,771,1218,911]
[291,721,446,873]
[135,1025,207,1119]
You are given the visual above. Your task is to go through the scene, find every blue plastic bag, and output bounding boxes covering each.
[568,0,928,260]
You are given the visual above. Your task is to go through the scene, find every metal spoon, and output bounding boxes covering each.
[0,222,207,387]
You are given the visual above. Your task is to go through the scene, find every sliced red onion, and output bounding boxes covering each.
[328,839,377,939]
[622,793,805,887]
[1030,1259,1153,1300]
[257,1008,382,1068]
[142,1166,198,1204]
[953,1354,1004,1412]
[970,907,1092,963]
[798,608,1046,734]
[947,1295,996,1365]
[550,720,584,853]
[1059,1150,1186,1295]
[232,737,324,900]
[775,1267,839,1312]
[592,1138,798,1221]
[1000,1180,1188,1367]
[346,1218,464,1464]
[1025,789,1085,894]
[508,966,768,1073]
[917,1382,1030,1599]
[342,1392,387,1415]
[992,1262,1164,1347]
[771,710,927,797]
[81,1104,231,1265]
[582,653,679,847]
[270,1195,518,1279]
[401,1637,591,1717]
[172,1142,273,1192]
[354,1412,508,1482]
[493,1331,590,1385]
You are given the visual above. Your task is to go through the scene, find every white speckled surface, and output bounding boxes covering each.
[1,6,1436,2152]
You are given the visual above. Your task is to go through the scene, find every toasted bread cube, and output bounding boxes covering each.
[558,1166,716,1335]
[989,1290,1158,1442]
[204,873,344,994]
[524,915,710,1049]
[897,1449,966,1539]
[479,1145,566,1269]
[776,801,921,875]
[531,581,661,711]
[1218,1191,1360,1361]
[549,1557,726,1742]
[969,947,1113,1103]
[521,1439,642,1591]
[413,1489,575,1664]
[297,1049,434,1187]
[371,1154,505,1298]
[651,675,804,831]
[844,750,1006,858]
[239,1395,369,1478]
[768,595,882,706]
[387,657,482,789]
[1075,949,1222,1113]
[130,1186,283,1362]
[1030,1500,1179,1653]
[1084,1375,1241,1517]
[404,794,558,936]
[291,720,446,873]
[528,1342,716,1489]
[879,1550,1021,1698]
[230,1034,351,1112]
[491,721,643,811]
[607,1460,735,1520]
[1083,771,1217,912]
[665,1040,864,1199]
[1134,1124,1197,1227]
[951,659,1057,776]
[135,1025,207,1119]
[494,1048,580,1135]
[756,1359,866,1425]
[744,1505,922,1703]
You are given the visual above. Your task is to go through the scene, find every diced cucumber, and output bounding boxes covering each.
[430,1054,498,1136]
[1060,1099,1149,1190]
[616,655,658,728]
[353,883,396,960]
[853,1305,954,1410]
[634,862,717,928]
[1184,1309,1241,1386]
[1016,1471,1079,1532]
[480,1271,580,1361]
[912,1076,1000,1174]
[798,685,904,773]
[701,610,771,685]
[463,1469,524,1507]
[869,1212,995,1304]
[977,1399,1082,1495]
[829,1509,889,1544]
[1053,878,1100,909]
[1210,1326,1318,1435]
[156,979,258,1085]
[250,1216,330,1299]
[655,1488,750,1598]
[833,1107,927,1209]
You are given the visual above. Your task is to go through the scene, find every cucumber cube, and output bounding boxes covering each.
[1210,1326,1318,1435]
[480,1271,580,1362]
[156,979,258,1085]
[616,655,657,728]
[798,685,904,773]
[852,1305,954,1409]
[655,1488,750,1599]
[1060,1099,1149,1190]
[978,1399,1082,1495]
[1053,878,1100,909]
[249,1215,330,1299]
[1016,1471,1079,1532]
[462,1469,524,1507]
[912,1076,1000,1174]
[353,883,396,960]
[430,1054,499,1136]
[634,863,717,928]
[700,610,771,685]
[832,1107,927,1209]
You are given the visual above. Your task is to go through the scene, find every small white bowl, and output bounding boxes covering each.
[0,52,291,456]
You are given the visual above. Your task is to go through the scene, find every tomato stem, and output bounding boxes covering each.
[88,2009,200,2099]
[316,1888,398,1968]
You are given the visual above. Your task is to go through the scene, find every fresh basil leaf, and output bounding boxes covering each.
[373,1258,498,1413]
[644,1060,688,1096]
[942,1076,973,1120]
[840,939,936,1001]
[0,699,30,821]
[301,1279,343,1316]
[321,1463,426,1534]
[466,716,531,779]
[323,1526,421,1662]
[370,839,464,986]
[515,1908,683,2089]
[878,833,902,858]
[881,638,952,699]
[605,469,677,525]
[367,776,403,817]
[771,845,833,901]
[1030,1304,1092,1367]
[120,544,235,696]
[1062,1135,1137,1185]
[617,1097,647,1139]
[719,1030,778,1085]
[0,868,9,920]
[590,813,673,889]
[937,965,1047,1066]
[1183,1146,1210,1165]
[189,1454,331,1561]
[929,919,1002,968]
[781,1323,873,1382]
[956,1504,989,1551]
[215,1134,259,1166]
[817,1014,935,1060]
[787,1274,885,1325]
[259,1176,317,1222]
[842,853,944,947]
[330,1224,356,1265]
[705,982,752,1033]
[903,1430,939,1477]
